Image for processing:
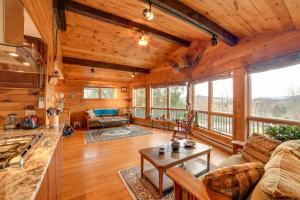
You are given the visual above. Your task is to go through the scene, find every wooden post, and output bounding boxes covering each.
[233,68,248,141]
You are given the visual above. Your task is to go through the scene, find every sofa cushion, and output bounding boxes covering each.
[251,140,300,200]
[93,109,118,117]
[203,162,264,200]
[242,133,281,164]
[218,154,247,168]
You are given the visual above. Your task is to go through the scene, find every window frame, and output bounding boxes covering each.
[193,77,234,136]
[82,86,117,100]
[247,66,300,136]
[132,87,146,118]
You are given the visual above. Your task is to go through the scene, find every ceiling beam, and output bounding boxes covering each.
[62,57,151,74]
[64,1,190,47]
[53,0,67,31]
[140,0,239,46]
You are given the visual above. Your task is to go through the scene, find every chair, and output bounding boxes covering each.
[172,110,196,140]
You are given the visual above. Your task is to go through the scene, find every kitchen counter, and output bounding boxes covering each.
[0,125,64,200]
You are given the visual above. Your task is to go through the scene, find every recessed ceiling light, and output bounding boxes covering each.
[143,2,154,21]
[131,73,135,78]
[138,35,148,46]
[8,52,19,57]
[22,62,30,66]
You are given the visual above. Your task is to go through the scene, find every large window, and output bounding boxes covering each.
[194,82,209,128]
[212,78,233,113]
[193,77,233,136]
[169,85,188,121]
[149,85,188,121]
[133,88,146,118]
[250,64,300,121]
[83,87,116,99]
[151,87,167,119]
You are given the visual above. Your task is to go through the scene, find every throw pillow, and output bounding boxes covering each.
[86,110,96,118]
[203,162,264,200]
[251,140,300,199]
[242,133,281,164]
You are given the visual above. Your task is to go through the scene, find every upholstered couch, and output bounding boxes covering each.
[167,134,300,200]
[85,108,128,129]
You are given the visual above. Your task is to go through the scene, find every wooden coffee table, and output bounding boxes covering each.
[139,140,212,197]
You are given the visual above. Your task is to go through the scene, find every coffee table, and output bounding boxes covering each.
[139,140,212,197]
[96,116,128,134]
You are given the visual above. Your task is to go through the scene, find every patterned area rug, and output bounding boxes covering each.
[84,125,153,143]
[119,159,217,200]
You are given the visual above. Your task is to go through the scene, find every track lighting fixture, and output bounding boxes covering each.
[211,34,218,46]
[138,34,148,46]
[143,2,154,21]
[90,67,95,73]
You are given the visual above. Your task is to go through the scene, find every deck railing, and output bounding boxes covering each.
[211,112,233,135]
[195,111,233,136]
[248,116,300,136]
[150,108,187,121]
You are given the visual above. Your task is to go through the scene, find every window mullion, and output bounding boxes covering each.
[208,81,213,130]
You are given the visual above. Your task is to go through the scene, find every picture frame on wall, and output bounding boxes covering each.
[121,87,127,92]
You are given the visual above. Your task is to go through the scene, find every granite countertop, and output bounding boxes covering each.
[0,125,64,200]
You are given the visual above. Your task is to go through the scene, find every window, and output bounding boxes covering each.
[83,87,100,99]
[133,88,146,118]
[83,87,117,99]
[101,88,116,99]
[212,78,233,113]
[151,87,167,119]
[194,82,209,128]
[250,64,300,121]
[194,82,208,111]
[169,85,188,120]
[193,77,233,136]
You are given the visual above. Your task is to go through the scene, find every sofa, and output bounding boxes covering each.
[167,134,300,200]
[85,108,128,130]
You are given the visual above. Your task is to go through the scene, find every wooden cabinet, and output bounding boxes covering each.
[35,135,63,200]
[0,71,44,88]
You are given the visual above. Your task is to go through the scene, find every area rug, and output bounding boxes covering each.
[118,159,217,200]
[84,125,153,143]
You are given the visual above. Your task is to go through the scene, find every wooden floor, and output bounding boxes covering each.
[59,125,230,200]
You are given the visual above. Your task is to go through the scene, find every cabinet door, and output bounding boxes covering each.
[0,71,40,88]
[35,172,49,200]
[56,135,63,199]
[48,152,57,200]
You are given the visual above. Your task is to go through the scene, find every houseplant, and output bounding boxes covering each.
[264,125,300,142]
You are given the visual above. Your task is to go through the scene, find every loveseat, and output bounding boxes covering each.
[85,108,128,130]
[167,134,300,200]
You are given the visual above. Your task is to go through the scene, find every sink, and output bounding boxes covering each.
[0,133,44,170]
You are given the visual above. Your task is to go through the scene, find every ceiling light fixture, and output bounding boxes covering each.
[22,62,30,66]
[211,34,218,46]
[143,2,154,21]
[8,52,19,57]
[90,67,95,73]
[131,73,135,78]
[138,34,148,46]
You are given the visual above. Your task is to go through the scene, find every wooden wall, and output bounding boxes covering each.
[130,30,300,146]
[0,88,45,128]
[54,80,130,128]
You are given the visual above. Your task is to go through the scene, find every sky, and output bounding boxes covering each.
[251,64,300,98]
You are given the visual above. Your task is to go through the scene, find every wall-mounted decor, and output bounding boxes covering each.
[121,87,127,92]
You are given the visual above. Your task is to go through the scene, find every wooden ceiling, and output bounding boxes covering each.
[61,0,300,82]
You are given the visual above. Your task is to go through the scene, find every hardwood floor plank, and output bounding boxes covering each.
[60,125,229,200]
